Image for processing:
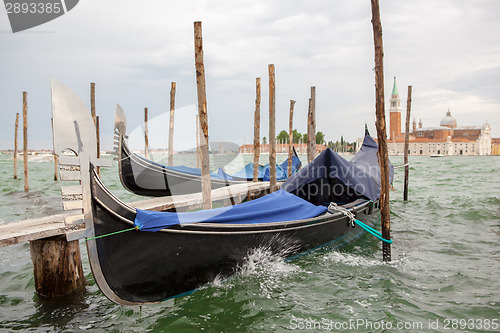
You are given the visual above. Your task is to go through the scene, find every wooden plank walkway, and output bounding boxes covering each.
[0,181,275,248]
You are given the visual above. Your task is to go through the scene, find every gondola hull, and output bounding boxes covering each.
[50,80,386,307]
[90,168,379,304]
[118,136,247,197]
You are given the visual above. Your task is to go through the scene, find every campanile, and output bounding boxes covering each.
[389,77,401,140]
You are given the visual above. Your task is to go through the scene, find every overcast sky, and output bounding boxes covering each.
[1,0,499,151]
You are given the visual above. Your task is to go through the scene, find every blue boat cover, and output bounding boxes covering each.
[135,154,229,180]
[218,163,266,180]
[350,135,394,184]
[140,153,300,182]
[165,165,228,180]
[134,189,327,232]
[216,155,301,181]
[281,134,394,204]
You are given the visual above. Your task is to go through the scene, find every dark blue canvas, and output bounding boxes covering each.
[281,134,393,204]
[350,135,394,184]
[134,189,327,232]
[216,155,301,181]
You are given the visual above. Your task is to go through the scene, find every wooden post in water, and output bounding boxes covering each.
[196,115,200,168]
[288,100,295,178]
[371,0,391,261]
[53,154,58,181]
[144,107,150,159]
[253,78,261,182]
[90,83,96,123]
[404,85,412,202]
[194,21,212,209]
[96,115,100,177]
[23,92,28,192]
[51,118,58,181]
[168,82,176,166]
[309,86,316,162]
[307,98,311,163]
[30,235,85,297]
[268,64,277,192]
[90,83,100,177]
[14,113,19,179]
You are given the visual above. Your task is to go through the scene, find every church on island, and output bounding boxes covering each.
[379,77,492,156]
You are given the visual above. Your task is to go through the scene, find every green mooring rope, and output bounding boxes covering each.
[86,226,139,241]
[83,218,392,244]
[354,219,393,244]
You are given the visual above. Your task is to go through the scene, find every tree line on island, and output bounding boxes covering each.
[261,129,357,153]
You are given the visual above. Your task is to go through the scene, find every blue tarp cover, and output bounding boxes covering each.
[134,189,327,232]
[135,154,229,180]
[281,134,394,202]
[350,135,394,185]
[141,153,300,182]
[216,155,301,181]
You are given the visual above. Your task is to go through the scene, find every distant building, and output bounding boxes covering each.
[492,138,500,156]
[381,77,493,156]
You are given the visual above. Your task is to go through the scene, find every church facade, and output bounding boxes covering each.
[383,77,492,156]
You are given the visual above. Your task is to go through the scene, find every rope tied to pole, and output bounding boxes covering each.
[328,202,393,244]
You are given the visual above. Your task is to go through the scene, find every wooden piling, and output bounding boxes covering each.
[14,113,19,179]
[194,21,212,209]
[307,98,311,163]
[90,83,96,123]
[288,100,295,178]
[54,153,58,181]
[309,86,316,162]
[23,92,28,192]
[144,107,150,159]
[96,115,100,177]
[268,64,277,192]
[29,235,85,297]
[90,83,100,177]
[168,82,176,166]
[196,115,200,168]
[51,118,58,181]
[253,78,261,182]
[404,86,412,202]
[370,0,391,261]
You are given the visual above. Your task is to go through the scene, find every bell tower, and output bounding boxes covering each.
[389,77,402,139]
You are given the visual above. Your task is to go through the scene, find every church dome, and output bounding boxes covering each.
[440,109,457,128]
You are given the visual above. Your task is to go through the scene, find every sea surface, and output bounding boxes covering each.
[0,152,499,332]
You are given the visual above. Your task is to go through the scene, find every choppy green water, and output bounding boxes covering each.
[0,153,499,332]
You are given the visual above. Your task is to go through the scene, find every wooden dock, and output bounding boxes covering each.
[0,181,275,248]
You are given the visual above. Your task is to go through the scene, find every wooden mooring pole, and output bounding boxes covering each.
[268,64,277,192]
[90,83,100,177]
[144,107,150,159]
[168,82,176,166]
[23,92,28,192]
[196,115,201,169]
[307,98,312,163]
[30,235,85,297]
[288,100,295,178]
[371,0,391,261]
[194,21,212,209]
[53,153,58,181]
[90,83,96,123]
[51,118,58,181]
[308,86,316,163]
[404,86,412,202]
[14,113,19,179]
[253,78,261,182]
[96,115,100,177]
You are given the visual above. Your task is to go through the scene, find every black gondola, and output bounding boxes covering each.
[51,80,392,306]
[114,105,301,197]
